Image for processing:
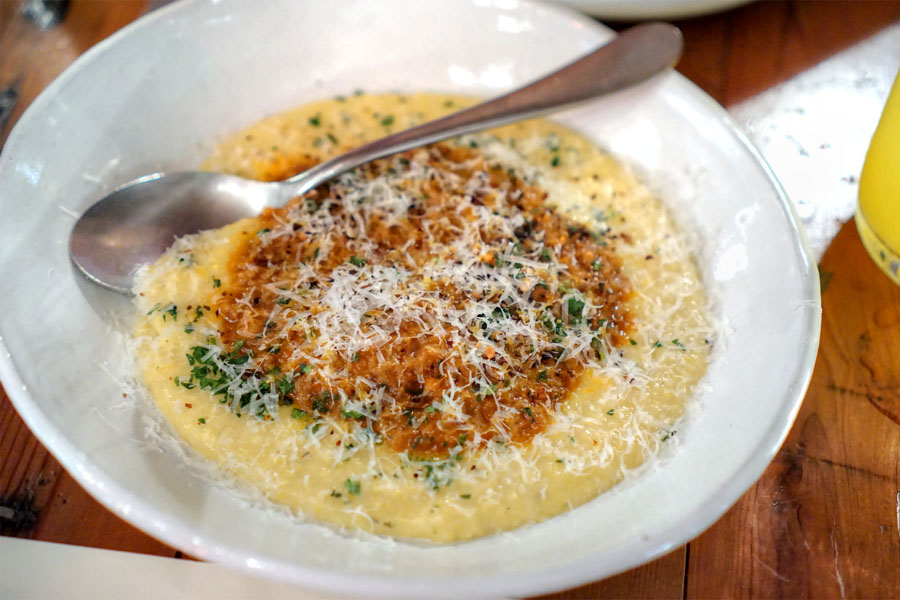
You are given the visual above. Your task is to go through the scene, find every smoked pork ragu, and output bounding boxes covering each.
[211,143,634,457]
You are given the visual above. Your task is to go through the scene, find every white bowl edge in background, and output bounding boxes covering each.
[543,0,752,20]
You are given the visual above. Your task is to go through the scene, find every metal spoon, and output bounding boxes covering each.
[70,22,682,295]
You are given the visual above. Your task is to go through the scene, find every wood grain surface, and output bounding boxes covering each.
[2,1,899,598]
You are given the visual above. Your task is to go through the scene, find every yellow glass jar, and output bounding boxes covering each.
[856,69,900,285]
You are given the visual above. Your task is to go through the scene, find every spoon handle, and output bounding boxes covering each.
[281,22,682,201]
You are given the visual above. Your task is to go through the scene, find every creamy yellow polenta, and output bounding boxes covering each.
[133,93,711,542]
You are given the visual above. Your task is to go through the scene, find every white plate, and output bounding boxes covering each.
[546,0,752,19]
[0,0,819,597]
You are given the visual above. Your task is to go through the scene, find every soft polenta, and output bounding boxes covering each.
[134,93,712,542]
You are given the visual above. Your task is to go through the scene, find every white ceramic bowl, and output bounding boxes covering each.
[546,0,751,20]
[0,0,820,597]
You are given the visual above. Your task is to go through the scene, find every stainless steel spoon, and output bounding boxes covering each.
[70,22,682,295]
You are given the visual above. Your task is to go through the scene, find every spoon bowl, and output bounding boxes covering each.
[70,172,282,291]
[70,22,683,294]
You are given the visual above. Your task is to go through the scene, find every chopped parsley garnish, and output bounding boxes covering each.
[348,255,366,267]
[567,297,585,322]
[291,408,307,419]
[344,478,361,495]
[275,376,294,396]
[275,296,291,305]
[177,339,289,419]
[312,392,332,413]
[474,384,497,401]
[308,114,321,127]
[380,115,394,127]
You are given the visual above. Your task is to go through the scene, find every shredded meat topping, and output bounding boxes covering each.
[212,143,634,458]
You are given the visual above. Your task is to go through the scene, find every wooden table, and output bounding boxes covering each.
[2,1,899,597]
